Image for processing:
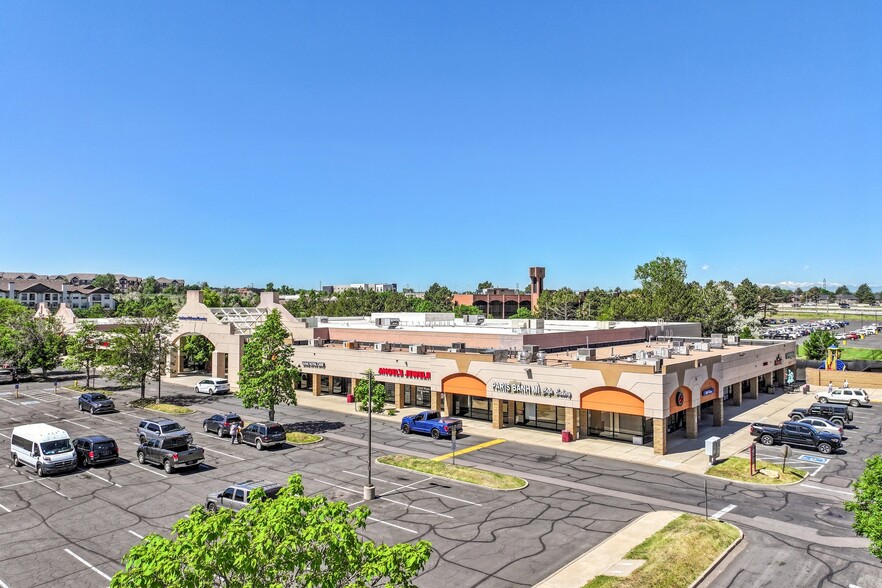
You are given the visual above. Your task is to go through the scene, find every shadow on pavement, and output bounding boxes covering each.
[283,420,345,434]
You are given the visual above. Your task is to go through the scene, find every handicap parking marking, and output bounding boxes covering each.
[20,400,40,405]
[797,455,830,464]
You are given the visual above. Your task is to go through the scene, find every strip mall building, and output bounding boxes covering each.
[59,290,798,455]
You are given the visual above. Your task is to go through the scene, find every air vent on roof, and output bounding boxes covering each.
[655,348,672,359]
[710,334,724,349]
[409,344,426,354]
[576,348,596,360]
[536,351,547,365]
[451,342,465,351]
[308,338,324,347]
[374,342,391,352]
[694,342,710,352]
[343,341,357,349]
[726,335,740,346]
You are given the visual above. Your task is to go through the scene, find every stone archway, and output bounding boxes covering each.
[174,333,216,375]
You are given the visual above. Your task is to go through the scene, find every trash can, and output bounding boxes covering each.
[803,384,811,394]
[561,430,573,443]
[346,394,355,403]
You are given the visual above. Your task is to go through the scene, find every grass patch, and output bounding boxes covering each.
[129,398,194,414]
[285,432,322,444]
[583,514,740,588]
[378,454,526,490]
[706,457,806,484]
[65,382,114,395]
[797,345,882,361]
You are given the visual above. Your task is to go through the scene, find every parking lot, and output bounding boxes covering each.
[0,382,650,588]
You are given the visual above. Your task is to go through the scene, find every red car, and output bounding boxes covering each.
[845,332,860,340]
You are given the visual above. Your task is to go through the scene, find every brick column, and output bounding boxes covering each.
[312,373,321,397]
[748,376,759,400]
[394,383,405,409]
[579,409,589,438]
[328,376,335,394]
[491,399,504,429]
[350,378,359,396]
[732,381,743,406]
[431,391,442,412]
[564,408,577,438]
[506,400,516,426]
[685,407,699,439]
[713,397,724,426]
[653,418,667,455]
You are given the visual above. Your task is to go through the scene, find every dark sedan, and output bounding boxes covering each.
[202,413,243,438]
[241,422,286,450]
[78,393,115,414]
[72,435,119,466]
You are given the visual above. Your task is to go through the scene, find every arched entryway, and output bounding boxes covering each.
[175,334,216,374]
[579,387,650,443]
[442,374,494,421]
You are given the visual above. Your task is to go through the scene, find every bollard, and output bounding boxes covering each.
[14,383,19,398]
[54,381,59,394]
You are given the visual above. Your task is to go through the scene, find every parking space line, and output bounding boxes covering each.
[0,396,18,406]
[312,478,361,496]
[77,468,121,487]
[366,516,418,534]
[378,495,454,518]
[342,470,484,506]
[0,576,9,587]
[801,483,854,496]
[61,419,92,429]
[64,548,113,581]
[0,502,10,513]
[0,480,38,490]
[128,529,145,539]
[710,504,737,520]
[0,432,9,439]
[126,462,168,478]
[200,446,245,461]
[36,480,69,500]
[43,413,60,419]
[432,439,505,461]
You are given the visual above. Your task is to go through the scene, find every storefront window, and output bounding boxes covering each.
[384,383,395,404]
[415,386,431,408]
[514,402,565,431]
[450,395,492,422]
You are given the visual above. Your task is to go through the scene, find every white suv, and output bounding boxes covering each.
[195,378,231,395]
[815,387,870,407]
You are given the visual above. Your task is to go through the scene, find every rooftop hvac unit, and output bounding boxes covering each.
[673,340,684,348]
[523,345,539,354]
[408,344,426,354]
[315,316,329,324]
[517,350,532,364]
[726,335,740,346]
[576,348,596,360]
[491,349,508,362]
[536,351,547,365]
[375,317,400,328]
[672,346,690,355]
[463,314,486,324]
[638,357,663,373]
[343,341,357,349]
[451,342,465,351]
[635,350,648,360]
[710,334,724,349]
[694,342,710,352]
[655,347,672,359]
[308,338,324,347]
[374,342,391,352]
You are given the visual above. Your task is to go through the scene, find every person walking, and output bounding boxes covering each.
[843,378,849,389]
[828,381,834,394]
[230,422,240,445]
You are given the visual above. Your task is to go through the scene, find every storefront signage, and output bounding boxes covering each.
[378,368,432,380]
[675,391,685,406]
[774,354,782,366]
[701,388,715,397]
[302,361,326,369]
[178,315,208,321]
[491,381,573,400]
[785,351,795,360]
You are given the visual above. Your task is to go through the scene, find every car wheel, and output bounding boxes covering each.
[12,453,20,467]
[79,402,85,412]
[217,427,224,438]
[789,415,800,422]
[195,386,200,394]
[137,452,146,464]
[36,464,44,477]
[139,435,147,444]
[850,400,860,407]
[255,438,263,451]
[203,422,209,432]
[90,406,95,415]
[208,388,214,396]
[401,424,411,434]
[760,434,774,446]
[206,502,218,513]
[818,397,828,404]
[431,428,441,440]
[833,419,844,427]
[163,460,173,474]
[818,443,833,454]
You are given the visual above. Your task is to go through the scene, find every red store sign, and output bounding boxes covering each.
[377,367,432,380]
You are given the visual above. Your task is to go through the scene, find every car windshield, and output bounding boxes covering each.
[267,425,284,435]
[160,423,183,433]
[41,439,72,455]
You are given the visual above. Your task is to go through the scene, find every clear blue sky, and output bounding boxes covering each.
[2,2,879,292]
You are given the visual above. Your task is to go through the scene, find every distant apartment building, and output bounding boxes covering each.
[0,272,184,293]
[321,283,398,294]
[0,280,116,310]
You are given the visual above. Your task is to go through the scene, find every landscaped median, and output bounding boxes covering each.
[583,514,741,588]
[706,456,807,485]
[129,398,195,415]
[285,431,322,445]
[378,454,527,490]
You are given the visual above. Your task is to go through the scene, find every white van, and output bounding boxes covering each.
[10,424,78,476]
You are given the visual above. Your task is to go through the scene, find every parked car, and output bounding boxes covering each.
[72,435,119,466]
[136,436,204,473]
[205,480,282,513]
[793,417,843,437]
[137,418,193,444]
[240,422,286,450]
[749,421,841,454]
[0,367,33,384]
[400,411,464,439]
[10,423,78,476]
[194,378,231,395]
[202,413,243,437]
[77,393,115,414]
[816,388,871,407]
[789,403,853,427]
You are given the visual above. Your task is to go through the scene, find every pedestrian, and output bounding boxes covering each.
[828,381,833,394]
[230,422,239,445]
[843,378,849,389]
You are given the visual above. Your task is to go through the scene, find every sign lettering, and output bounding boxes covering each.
[701,388,715,397]
[178,315,208,322]
[302,361,326,369]
[491,381,572,400]
[377,367,432,380]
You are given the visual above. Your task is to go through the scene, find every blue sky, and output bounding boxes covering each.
[2,2,880,292]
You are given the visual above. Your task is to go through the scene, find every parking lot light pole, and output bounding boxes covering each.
[363,369,376,500]
[156,333,162,401]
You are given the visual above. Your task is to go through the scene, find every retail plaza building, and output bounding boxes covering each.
[57,289,797,455]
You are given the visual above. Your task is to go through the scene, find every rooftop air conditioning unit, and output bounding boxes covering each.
[726,335,740,346]
[710,334,724,349]
[374,342,391,352]
[536,351,547,365]
[451,342,465,351]
[343,341,357,349]
[655,347,672,359]
[463,314,486,324]
[672,346,690,355]
[517,350,532,364]
[639,357,663,373]
[491,349,508,362]
[408,344,426,354]
[308,338,324,347]
[576,348,596,360]
[694,342,710,352]
[635,350,648,360]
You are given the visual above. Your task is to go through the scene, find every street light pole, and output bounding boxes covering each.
[363,369,375,500]
[156,333,162,401]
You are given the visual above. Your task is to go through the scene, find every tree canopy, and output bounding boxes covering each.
[110,475,431,588]
[477,281,493,291]
[846,455,882,561]
[62,322,106,388]
[801,330,837,360]
[91,273,117,293]
[855,283,876,304]
[237,310,299,422]
[102,316,176,398]
[354,370,387,413]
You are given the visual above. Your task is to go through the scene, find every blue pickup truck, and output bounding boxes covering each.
[401,411,463,439]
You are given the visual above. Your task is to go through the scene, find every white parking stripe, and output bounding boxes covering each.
[378,495,454,518]
[0,432,9,439]
[200,446,245,461]
[43,413,59,419]
[0,502,10,513]
[64,548,113,581]
[312,478,361,495]
[342,470,484,506]
[61,419,92,429]
[366,516,418,534]
[126,462,168,478]
[801,483,854,496]
[0,576,9,587]
[77,468,121,487]
[36,480,69,499]
[128,529,145,539]
[710,504,737,520]
[0,480,38,490]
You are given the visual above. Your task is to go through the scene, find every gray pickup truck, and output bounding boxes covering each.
[136,435,204,473]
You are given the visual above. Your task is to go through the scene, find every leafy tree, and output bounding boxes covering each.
[110,475,431,588]
[738,325,754,339]
[537,288,581,320]
[757,286,778,321]
[510,306,535,319]
[855,283,876,304]
[62,322,106,388]
[632,257,697,322]
[845,455,882,561]
[354,370,387,413]
[577,288,612,320]
[141,276,159,295]
[382,291,417,313]
[18,317,65,377]
[202,287,222,307]
[454,304,483,318]
[237,310,299,422]
[0,299,32,363]
[477,281,493,291]
[181,335,214,370]
[695,281,737,336]
[422,283,454,312]
[265,282,275,291]
[74,305,108,318]
[91,273,117,293]
[733,279,760,317]
[801,330,837,360]
[102,316,176,399]
[793,287,804,302]
[835,285,852,295]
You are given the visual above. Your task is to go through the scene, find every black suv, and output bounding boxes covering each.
[789,403,854,427]
[202,413,243,437]
[240,422,286,450]
[72,435,119,466]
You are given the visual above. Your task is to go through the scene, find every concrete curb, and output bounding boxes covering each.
[375,457,529,492]
[688,524,744,588]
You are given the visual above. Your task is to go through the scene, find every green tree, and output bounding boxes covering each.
[265,282,275,291]
[237,310,299,422]
[801,330,837,360]
[577,288,612,320]
[536,288,581,320]
[103,316,176,399]
[141,276,159,295]
[695,281,737,336]
[381,291,417,313]
[845,455,882,561]
[632,257,696,321]
[354,370,387,413]
[0,299,32,363]
[62,322,106,388]
[19,317,65,377]
[738,325,754,339]
[202,287,222,307]
[454,304,483,318]
[855,283,876,304]
[110,475,431,588]
[74,305,108,318]
[181,335,215,370]
[91,273,117,293]
[835,285,852,295]
[757,286,778,321]
[477,281,493,291]
[510,306,535,319]
[422,283,454,312]
[733,279,760,318]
